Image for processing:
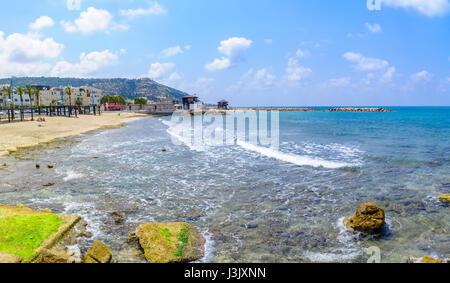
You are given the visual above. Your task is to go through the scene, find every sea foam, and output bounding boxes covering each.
[236,140,354,169]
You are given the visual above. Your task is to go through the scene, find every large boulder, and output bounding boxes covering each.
[0,251,23,263]
[131,222,205,263]
[343,202,386,235]
[436,194,450,204]
[83,241,112,263]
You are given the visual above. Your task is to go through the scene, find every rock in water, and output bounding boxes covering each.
[33,249,71,263]
[83,241,112,263]
[419,256,444,263]
[436,194,450,204]
[343,202,386,235]
[132,222,205,263]
[0,251,23,263]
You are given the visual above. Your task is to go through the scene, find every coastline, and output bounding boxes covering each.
[0,112,149,157]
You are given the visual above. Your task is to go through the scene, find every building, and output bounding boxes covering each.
[182,95,203,110]
[218,100,229,110]
[39,86,103,107]
[39,87,65,106]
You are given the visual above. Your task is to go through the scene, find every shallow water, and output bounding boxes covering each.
[0,107,448,263]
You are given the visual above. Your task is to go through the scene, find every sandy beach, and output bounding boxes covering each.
[0,112,148,157]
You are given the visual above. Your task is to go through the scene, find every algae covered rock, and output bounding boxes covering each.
[419,256,444,263]
[343,202,386,235]
[83,241,112,263]
[436,194,450,204]
[133,222,205,263]
[33,248,71,263]
[0,251,23,263]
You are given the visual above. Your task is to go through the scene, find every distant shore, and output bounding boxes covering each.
[0,112,148,157]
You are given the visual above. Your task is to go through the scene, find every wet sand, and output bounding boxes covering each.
[0,112,148,157]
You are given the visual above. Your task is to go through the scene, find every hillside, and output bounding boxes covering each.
[0,77,190,101]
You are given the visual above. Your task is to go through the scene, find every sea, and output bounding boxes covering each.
[0,106,448,262]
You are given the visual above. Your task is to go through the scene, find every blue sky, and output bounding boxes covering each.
[0,0,449,106]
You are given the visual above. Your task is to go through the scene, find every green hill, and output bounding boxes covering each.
[0,77,190,101]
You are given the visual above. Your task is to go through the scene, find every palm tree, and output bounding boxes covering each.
[15,87,24,107]
[24,85,34,107]
[33,88,41,107]
[64,86,73,116]
[2,86,13,119]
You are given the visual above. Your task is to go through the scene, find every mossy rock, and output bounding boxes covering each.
[436,194,450,204]
[0,204,81,262]
[343,202,386,235]
[0,251,23,263]
[83,240,112,263]
[419,256,444,263]
[133,223,205,263]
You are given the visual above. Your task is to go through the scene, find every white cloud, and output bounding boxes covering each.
[264,39,273,44]
[30,16,55,31]
[205,37,252,71]
[296,49,309,57]
[0,31,64,77]
[230,68,276,90]
[205,57,231,72]
[61,7,128,34]
[66,0,82,11]
[218,37,252,57]
[148,62,175,79]
[120,2,166,18]
[286,58,312,81]
[184,45,191,51]
[51,50,118,77]
[411,70,433,82]
[343,52,389,71]
[381,66,396,82]
[365,23,382,33]
[160,46,183,58]
[381,0,450,17]
[324,77,351,88]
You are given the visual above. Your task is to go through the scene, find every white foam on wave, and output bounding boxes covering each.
[162,120,206,152]
[63,170,85,182]
[236,140,354,169]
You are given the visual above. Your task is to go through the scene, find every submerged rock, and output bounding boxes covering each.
[343,202,386,235]
[436,194,450,204]
[131,222,205,263]
[0,251,23,263]
[83,241,112,263]
[111,211,124,224]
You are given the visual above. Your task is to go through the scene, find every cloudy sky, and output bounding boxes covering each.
[0,0,449,106]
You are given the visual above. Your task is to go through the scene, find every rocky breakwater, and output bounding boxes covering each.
[343,202,386,235]
[128,222,205,263]
[328,108,392,112]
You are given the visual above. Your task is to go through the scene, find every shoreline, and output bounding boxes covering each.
[0,112,149,158]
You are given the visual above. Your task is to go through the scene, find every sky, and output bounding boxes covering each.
[0,0,449,106]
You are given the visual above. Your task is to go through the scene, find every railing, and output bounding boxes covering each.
[0,105,102,123]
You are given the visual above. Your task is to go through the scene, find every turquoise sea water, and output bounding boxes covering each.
[0,107,448,262]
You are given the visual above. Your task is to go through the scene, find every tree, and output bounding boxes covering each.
[75,97,83,106]
[2,86,13,119]
[24,85,34,108]
[64,86,73,107]
[134,98,148,105]
[33,88,41,108]
[15,87,25,107]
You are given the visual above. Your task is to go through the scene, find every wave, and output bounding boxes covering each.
[63,170,85,182]
[237,140,354,169]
